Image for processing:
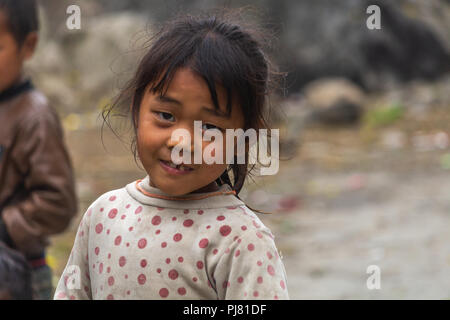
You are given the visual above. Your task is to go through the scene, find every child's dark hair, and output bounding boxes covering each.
[103,7,284,198]
[0,241,33,300]
[0,0,39,46]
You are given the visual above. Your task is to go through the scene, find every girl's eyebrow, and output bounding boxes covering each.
[157,94,229,118]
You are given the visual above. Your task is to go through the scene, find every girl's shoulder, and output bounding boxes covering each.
[82,186,133,219]
[212,204,276,241]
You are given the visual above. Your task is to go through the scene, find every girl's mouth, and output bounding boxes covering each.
[160,159,194,175]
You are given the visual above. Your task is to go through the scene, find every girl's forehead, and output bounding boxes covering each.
[149,68,244,125]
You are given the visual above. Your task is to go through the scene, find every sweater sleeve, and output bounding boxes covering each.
[54,206,93,300]
[213,226,289,300]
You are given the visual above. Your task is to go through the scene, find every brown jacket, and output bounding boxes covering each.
[0,79,77,258]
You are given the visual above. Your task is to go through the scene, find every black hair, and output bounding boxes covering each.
[0,0,39,46]
[103,7,284,197]
[0,242,33,300]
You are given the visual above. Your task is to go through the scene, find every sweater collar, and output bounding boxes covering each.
[126,176,244,209]
[0,79,33,103]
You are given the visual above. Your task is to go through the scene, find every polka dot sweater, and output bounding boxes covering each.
[54,176,289,300]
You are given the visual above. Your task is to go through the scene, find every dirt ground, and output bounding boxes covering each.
[48,101,450,299]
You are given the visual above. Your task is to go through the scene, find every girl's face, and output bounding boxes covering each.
[137,67,245,196]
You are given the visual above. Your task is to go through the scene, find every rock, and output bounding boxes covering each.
[303,78,366,126]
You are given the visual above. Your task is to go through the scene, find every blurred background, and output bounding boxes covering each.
[30,0,450,299]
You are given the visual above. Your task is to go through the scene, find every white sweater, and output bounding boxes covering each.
[54,176,289,300]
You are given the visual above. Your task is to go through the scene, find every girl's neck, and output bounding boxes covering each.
[189,181,220,194]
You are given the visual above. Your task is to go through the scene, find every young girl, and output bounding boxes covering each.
[54,10,289,300]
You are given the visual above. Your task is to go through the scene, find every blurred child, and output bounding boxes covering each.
[0,0,77,299]
[55,9,288,300]
[0,241,33,300]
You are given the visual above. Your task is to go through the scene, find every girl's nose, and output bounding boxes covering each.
[166,130,195,151]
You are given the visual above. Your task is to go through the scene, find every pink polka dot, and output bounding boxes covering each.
[178,256,184,263]
[165,258,171,264]
[108,253,111,259]
[183,219,194,227]
[196,261,204,269]
[225,248,230,254]
[107,229,110,235]
[107,267,111,273]
[138,274,146,285]
[206,225,211,229]
[222,281,230,288]
[168,269,178,280]
[159,288,169,298]
[172,217,177,221]
[108,276,114,286]
[257,260,263,266]
[256,231,263,239]
[109,196,116,201]
[183,209,189,214]
[114,236,122,246]
[235,250,241,257]
[94,247,100,255]
[257,276,263,284]
[124,274,128,279]
[192,277,198,282]
[140,259,147,268]
[241,225,247,231]
[152,215,161,225]
[173,233,182,242]
[121,215,126,220]
[129,227,133,232]
[220,225,232,237]
[253,291,259,297]
[248,243,255,251]
[161,242,167,248]
[274,295,279,300]
[57,292,66,299]
[217,215,225,221]
[213,249,218,255]
[127,290,130,295]
[157,268,161,273]
[99,263,103,274]
[100,208,104,212]
[107,294,114,300]
[126,243,130,247]
[197,210,204,215]
[253,220,260,228]
[108,208,118,219]
[178,287,186,295]
[137,218,141,222]
[199,238,209,248]
[237,276,243,283]
[155,229,161,235]
[138,238,147,249]
[280,280,286,290]
[126,204,130,209]
[157,207,164,211]
[267,265,275,276]
[95,223,103,234]
[135,206,142,214]
[267,251,273,259]
[118,256,126,267]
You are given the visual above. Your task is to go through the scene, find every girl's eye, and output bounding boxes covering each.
[202,123,222,131]
[156,112,175,122]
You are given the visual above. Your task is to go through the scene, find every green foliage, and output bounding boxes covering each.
[364,103,404,128]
